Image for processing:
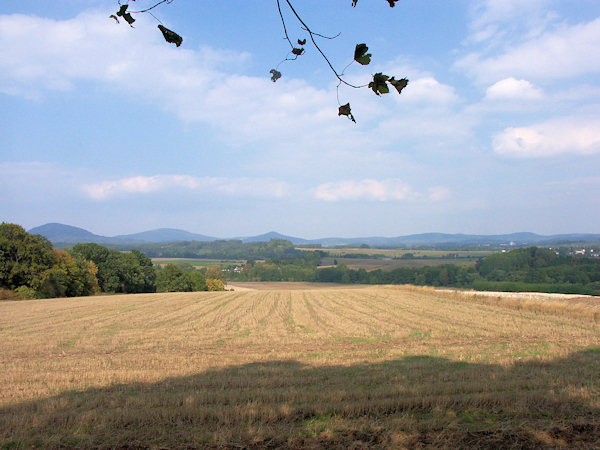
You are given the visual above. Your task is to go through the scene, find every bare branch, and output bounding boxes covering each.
[276,0,294,49]
[129,0,175,15]
[300,27,341,40]
[283,0,366,89]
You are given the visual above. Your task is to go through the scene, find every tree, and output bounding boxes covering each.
[71,243,156,294]
[156,263,207,292]
[35,250,99,298]
[110,0,408,121]
[0,223,55,290]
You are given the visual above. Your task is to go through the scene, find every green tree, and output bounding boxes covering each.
[156,263,207,292]
[34,250,99,298]
[0,223,55,290]
[71,243,156,293]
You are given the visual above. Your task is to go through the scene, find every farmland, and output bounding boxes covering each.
[1,285,599,448]
[307,247,495,271]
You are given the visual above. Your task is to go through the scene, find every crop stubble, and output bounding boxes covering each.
[1,285,599,447]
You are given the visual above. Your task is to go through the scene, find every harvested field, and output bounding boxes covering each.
[1,286,599,448]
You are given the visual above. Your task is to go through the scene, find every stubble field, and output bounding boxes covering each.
[1,285,599,448]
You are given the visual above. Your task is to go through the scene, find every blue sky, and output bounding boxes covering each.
[1,0,599,238]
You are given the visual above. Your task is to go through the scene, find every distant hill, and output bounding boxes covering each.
[238,231,309,245]
[113,228,218,243]
[28,223,116,244]
[28,222,600,248]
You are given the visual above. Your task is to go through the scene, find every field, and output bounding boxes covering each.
[319,256,480,271]
[310,248,495,259]
[314,248,494,271]
[1,285,599,448]
[151,258,248,269]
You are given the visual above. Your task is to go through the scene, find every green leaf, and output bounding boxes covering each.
[269,69,282,82]
[158,25,183,47]
[368,72,389,95]
[122,13,135,25]
[338,103,356,123]
[388,77,409,94]
[354,44,371,65]
[116,5,128,16]
[297,39,306,45]
[354,43,372,65]
[115,4,135,26]
[291,47,304,56]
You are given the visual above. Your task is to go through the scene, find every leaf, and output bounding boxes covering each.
[368,72,389,95]
[354,43,372,66]
[388,77,409,94]
[115,4,135,26]
[386,0,399,6]
[338,103,356,123]
[291,47,304,56]
[352,0,358,6]
[297,39,306,45]
[158,25,183,47]
[109,14,119,24]
[269,69,282,82]
[122,13,135,25]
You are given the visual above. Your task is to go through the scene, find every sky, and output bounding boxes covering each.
[1,0,600,239]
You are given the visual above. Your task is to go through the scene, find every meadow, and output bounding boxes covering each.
[1,285,599,448]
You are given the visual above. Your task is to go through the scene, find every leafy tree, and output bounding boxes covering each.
[109,0,408,120]
[71,243,156,294]
[156,264,193,292]
[33,250,98,298]
[0,223,55,290]
[206,278,225,292]
[205,266,225,282]
[156,263,207,292]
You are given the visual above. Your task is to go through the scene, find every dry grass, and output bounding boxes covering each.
[1,285,599,448]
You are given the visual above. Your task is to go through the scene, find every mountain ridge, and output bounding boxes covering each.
[27,223,600,248]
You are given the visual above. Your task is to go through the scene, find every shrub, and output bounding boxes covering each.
[14,286,42,300]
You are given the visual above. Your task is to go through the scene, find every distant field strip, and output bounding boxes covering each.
[1,286,599,447]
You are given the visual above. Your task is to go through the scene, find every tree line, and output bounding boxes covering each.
[0,224,224,300]
[121,238,309,260]
[230,247,600,296]
[3,222,599,299]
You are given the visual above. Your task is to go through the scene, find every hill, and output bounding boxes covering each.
[113,228,217,243]
[28,222,600,248]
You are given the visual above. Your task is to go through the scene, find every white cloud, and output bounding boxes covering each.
[83,175,291,200]
[428,186,452,202]
[485,77,543,101]
[493,118,600,157]
[471,0,550,26]
[0,11,475,165]
[467,0,555,46]
[313,179,450,202]
[402,77,459,104]
[314,179,414,202]
[457,17,600,83]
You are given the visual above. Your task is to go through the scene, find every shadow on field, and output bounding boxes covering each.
[2,349,600,448]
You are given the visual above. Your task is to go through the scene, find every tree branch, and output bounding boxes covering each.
[129,0,175,15]
[283,0,366,89]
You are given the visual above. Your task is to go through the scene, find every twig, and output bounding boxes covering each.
[283,0,365,89]
[129,0,175,14]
